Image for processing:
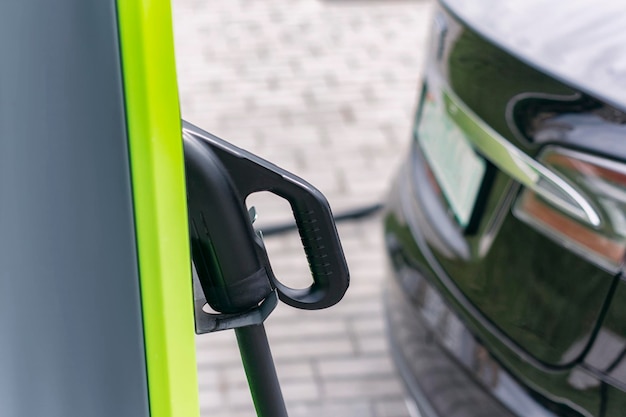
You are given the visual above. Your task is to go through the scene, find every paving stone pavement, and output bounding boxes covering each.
[172,1,434,416]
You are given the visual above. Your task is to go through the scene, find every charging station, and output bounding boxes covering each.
[0,2,348,417]
[1,1,199,416]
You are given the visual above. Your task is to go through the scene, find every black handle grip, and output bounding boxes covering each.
[182,121,349,310]
[261,170,348,309]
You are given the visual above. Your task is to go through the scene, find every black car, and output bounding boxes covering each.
[383,1,626,416]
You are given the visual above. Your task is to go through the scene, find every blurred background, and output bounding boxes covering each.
[173,0,433,416]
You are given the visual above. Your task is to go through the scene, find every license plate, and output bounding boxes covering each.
[417,88,486,227]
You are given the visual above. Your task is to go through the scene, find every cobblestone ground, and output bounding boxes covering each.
[173,1,434,416]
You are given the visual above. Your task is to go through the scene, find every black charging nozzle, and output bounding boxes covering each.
[183,121,349,417]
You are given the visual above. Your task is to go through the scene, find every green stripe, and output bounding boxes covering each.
[116,1,199,416]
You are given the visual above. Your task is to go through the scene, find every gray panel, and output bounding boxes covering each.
[0,1,150,417]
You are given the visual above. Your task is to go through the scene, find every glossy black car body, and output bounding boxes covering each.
[383,1,626,416]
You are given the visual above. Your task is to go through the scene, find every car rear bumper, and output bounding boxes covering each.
[384,262,516,417]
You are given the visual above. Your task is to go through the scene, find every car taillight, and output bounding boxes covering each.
[514,147,626,272]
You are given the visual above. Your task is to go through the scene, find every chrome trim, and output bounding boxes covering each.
[444,89,601,227]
